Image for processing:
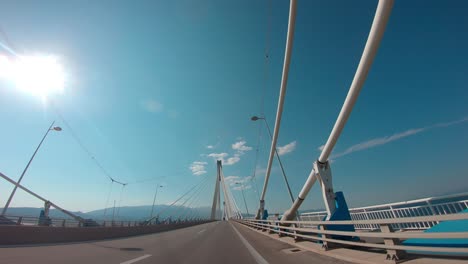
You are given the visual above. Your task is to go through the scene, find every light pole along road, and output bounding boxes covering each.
[1,121,62,215]
[236,182,250,217]
[150,184,164,221]
[251,116,294,203]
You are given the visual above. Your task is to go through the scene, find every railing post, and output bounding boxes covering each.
[389,206,400,230]
[380,224,405,263]
[389,206,397,219]
[426,201,438,226]
[278,224,285,237]
[62,219,66,227]
[363,209,370,229]
[16,216,23,225]
[261,220,267,232]
[268,221,275,234]
[319,225,330,251]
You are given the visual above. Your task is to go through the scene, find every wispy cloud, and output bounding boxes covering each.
[206,140,221,150]
[208,152,228,161]
[141,99,163,113]
[431,117,468,128]
[277,141,297,156]
[331,116,468,159]
[233,184,252,191]
[232,140,252,154]
[206,139,252,166]
[224,175,253,190]
[207,152,241,166]
[225,155,240,165]
[189,161,207,176]
[224,176,240,184]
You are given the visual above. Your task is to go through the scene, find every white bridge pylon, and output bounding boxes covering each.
[210,160,242,220]
[254,0,395,222]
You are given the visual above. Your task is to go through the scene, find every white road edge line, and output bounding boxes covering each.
[119,254,152,264]
[230,222,269,264]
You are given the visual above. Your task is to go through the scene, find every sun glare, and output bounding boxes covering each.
[0,54,65,97]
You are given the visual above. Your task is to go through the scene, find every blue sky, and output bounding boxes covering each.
[0,0,467,214]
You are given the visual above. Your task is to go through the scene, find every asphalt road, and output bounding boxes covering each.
[0,221,350,264]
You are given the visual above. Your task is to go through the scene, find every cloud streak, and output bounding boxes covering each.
[208,152,241,166]
[277,141,297,156]
[331,116,468,159]
[232,140,252,154]
[207,139,253,166]
[224,175,253,190]
[189,161,207,176]
[141,99,163,113]
[208,152,228,160]
[225,155,240,165]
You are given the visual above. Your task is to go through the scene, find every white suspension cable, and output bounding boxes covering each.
[257,0,297,219]
[282,0,394,221]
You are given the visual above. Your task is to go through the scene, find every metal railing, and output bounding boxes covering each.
[236,213,468,262]
[0,215,206,227]
[300,192,468,231]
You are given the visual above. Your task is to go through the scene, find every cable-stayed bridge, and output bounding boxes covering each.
[0,161,467,264]
[0,0,467,263]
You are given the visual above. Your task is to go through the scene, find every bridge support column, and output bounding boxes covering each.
[380,224,406,263]
[211,161,222,220]
[319,225,330,251]
[44,201,51,217]
[39,201,52,226]
[279,0,394,226]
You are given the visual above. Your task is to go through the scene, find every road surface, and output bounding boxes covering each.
[0,221,349,264]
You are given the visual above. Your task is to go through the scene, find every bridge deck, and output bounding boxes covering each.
[0,221,349,264]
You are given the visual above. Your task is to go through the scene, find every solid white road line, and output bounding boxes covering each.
[120,254,152,264]
[230,223,269,264]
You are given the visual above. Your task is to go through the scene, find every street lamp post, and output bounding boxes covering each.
[150,184,163,219]
[1,121,62,215]
[111,200,116,225]
[236,182,250,217]
[251,116,294,203]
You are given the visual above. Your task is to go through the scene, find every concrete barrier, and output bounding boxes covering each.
[0,221,213,245]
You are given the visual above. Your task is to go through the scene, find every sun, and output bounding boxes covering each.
[0,54,65,97]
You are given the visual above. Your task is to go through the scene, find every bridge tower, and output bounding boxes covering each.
[210,160,222,220]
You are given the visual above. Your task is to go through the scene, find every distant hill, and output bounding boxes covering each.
[86,205,213,221]
[0,207,90,219]
[2,205,213,221]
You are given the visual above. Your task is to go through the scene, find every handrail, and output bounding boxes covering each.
[237,220,468,254]
[1,214,208,227]
[239,220,467,239]
[244,213,468,225]
[301,193,468,215]
[236,217,468,258]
